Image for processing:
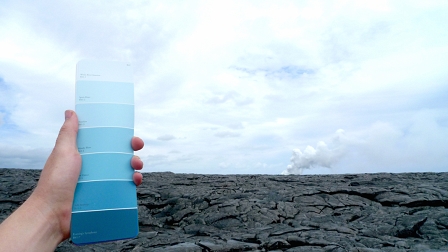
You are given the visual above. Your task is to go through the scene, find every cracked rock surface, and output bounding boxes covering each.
[1,169,447,251]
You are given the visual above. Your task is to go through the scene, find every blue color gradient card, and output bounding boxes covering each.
[71,60,138,245]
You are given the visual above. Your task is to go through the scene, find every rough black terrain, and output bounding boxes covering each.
[1,168,447,251]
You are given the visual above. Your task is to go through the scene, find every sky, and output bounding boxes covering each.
[0,0,447,175]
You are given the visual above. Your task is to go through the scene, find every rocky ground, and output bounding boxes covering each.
[1,168,447,251]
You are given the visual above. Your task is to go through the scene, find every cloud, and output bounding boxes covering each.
[206,91,236,104]
[227,122,245,129]
[157,134,176,141]
[285,110,448,175]
[219,162,230,168]
[0,144,50,169]
[206,91,253,106]
[214,131,240,138]
[0,78,15,126]
[1,1,448,175]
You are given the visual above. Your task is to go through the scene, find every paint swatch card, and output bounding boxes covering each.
[71,60,138,245]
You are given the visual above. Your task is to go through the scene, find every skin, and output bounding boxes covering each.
[0,110,144,251]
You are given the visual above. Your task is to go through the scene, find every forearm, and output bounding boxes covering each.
[0,194,63,252]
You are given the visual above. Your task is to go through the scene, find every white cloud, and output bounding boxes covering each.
[214,131,241,138]
[157,134,176,141]
[0,144,50,169]
[1,0,448,174]
[288,109,448,175]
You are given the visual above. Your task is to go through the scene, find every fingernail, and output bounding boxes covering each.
[65,110,72,120]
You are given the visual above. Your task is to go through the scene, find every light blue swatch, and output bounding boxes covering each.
[76,103,134,128]
[79,153,134,182]
[77,127,133,154]
[76,81,133,104]
[72,180,137,212]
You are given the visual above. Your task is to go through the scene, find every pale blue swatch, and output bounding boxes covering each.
[77,127,133,154]
[76,81,133,104]
[79,153,133,182]
[76,103,134,128]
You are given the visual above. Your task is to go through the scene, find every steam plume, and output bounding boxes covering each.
[282,139,343,175]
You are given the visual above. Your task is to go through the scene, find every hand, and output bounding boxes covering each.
[0,110,145,251]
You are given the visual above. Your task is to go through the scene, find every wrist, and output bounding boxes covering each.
[27,193,65,247]
[0,192,64,251]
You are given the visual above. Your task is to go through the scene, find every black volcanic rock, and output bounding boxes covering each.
[1,168,447,251]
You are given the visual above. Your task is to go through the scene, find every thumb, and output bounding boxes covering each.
[54,110,79,152]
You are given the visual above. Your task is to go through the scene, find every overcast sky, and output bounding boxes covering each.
[1,0,447,175]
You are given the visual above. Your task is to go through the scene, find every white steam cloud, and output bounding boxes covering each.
[284,114,448,175]
[283,130,345,175]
